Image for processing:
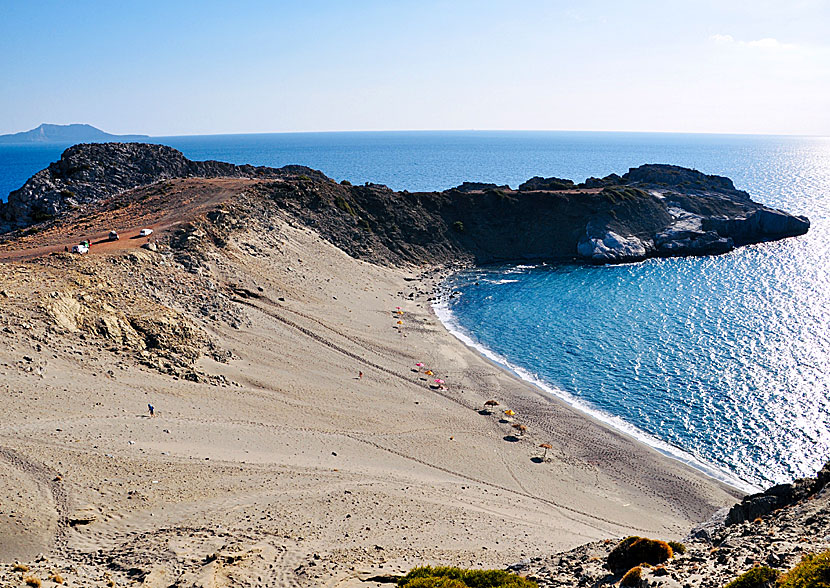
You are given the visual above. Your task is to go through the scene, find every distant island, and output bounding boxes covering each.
[0,123,149,144]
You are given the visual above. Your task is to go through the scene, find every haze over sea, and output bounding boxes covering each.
[2,130,828,490]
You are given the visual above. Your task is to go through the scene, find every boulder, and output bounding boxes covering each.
[577,230,648,262]
[518,176,576,191]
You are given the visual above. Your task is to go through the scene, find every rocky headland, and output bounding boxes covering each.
[0,143,809,264]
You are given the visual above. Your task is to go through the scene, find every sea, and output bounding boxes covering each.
[2,130,828,491]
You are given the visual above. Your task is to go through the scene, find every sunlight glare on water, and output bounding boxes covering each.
[440,136,830,488]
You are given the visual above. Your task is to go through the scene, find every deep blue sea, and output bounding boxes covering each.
[2,131,828,490]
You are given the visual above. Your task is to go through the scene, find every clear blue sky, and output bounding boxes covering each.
[1,0,828,136]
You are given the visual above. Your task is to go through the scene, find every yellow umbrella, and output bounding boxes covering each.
[396,320,403,324]
[504,409,515,416]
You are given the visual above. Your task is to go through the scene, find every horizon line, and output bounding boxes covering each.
[3,124,829,140]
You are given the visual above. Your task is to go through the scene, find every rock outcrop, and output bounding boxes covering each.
[0,143,325,230]
[725,461,830,525]
[1,143,810,265]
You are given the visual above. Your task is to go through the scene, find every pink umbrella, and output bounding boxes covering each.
[396,306,401,310]
[434,379,445,384]
[415,362,424,367]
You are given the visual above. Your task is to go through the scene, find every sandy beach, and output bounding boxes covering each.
[0,181,741,587]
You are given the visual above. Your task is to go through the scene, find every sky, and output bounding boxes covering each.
[1,0,829,136]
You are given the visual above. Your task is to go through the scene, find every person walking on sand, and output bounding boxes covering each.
[358,371,363,379]
[148,403,155,417]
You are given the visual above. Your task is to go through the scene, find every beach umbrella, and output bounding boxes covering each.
[484,400,499,407]
[397,320,403,324]
[425,370,434,376]
[511,423,527,436]
[415,362,425,367]
[503,409,515,416]
[396,306,401,310]
[539,443,552,461]
[434,379,444,384]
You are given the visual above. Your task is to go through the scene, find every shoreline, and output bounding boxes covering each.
[431,279,758,495]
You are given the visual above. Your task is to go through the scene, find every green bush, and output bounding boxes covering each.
[452,221,465,233]
[398,566,537,588]
[621,566,642,587]
[668,541,686,555]
[401,578,466,588]
[723,566,779,588]
[334,195,356,216]
[779,551,830,588]
[340,179,352,186]
[608,536,673,572]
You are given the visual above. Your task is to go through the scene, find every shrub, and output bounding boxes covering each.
[607,536,673,572]
[13,563,29,572]
[402,578,467,588]
[668,541,686,555]
[620,566,642,587]
[398,566,537,588]
[334,195,356,216]
[59,189,75,198]
[778,551,830,588]
[30,209,54,222]
[24,577,41,587]
[723,566,779,588]
[340,179,352,186]
[50,572,65,584]
[452,221,465,233]
[298,174,311,181]
[358,218,371,231]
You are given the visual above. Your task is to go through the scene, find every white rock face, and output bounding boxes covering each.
[577,230,647,262]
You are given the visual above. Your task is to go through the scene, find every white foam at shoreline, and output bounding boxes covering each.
[433,296,761,495]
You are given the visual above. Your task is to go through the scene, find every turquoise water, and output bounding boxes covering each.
[434,134,830,490]
[2,131,828,489]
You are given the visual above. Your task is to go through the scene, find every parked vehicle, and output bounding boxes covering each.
[108,230,119,241]
[139,228,153,237]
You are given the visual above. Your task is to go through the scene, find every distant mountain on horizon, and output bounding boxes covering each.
[0,123,150,144]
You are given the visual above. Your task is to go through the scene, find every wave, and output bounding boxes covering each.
[433,296,760,495]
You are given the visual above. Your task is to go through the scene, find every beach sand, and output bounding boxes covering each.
[0,185,741,586]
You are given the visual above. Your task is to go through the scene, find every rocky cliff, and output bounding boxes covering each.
[0,143,810,264]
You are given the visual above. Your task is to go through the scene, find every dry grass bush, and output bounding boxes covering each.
[24,576,41,587]
[620,566,642,587]
[13,563,30,572]
[607,536,673,572]
[50,571,65,584]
